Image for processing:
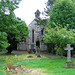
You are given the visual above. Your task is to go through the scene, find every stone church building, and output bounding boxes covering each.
[17,10,47,51]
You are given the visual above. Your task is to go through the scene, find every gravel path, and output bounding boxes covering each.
[40,52,60,58]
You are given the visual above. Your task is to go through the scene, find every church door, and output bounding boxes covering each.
[36,41,40,48]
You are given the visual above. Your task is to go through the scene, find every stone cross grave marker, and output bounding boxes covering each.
[64,44,73,62]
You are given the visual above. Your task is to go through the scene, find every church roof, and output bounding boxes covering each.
[29,19,36,26]
[29,10,40,26]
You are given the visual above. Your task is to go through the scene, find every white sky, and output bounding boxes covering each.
[14,0,48,25]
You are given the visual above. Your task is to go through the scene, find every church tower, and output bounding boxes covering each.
[35,10,40,18]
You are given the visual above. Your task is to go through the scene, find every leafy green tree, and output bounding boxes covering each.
[0,0,21,33]
[0,0,21,53]
[0,0,29,53]
[7,18,29,53]
[44,0,75,55]
[43,27,75,56]
[48,0,75,29]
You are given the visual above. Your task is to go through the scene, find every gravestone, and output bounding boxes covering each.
[65,44,73,62]
[37,48,41,57]
[64,44,74,68]
[35,46,41,57]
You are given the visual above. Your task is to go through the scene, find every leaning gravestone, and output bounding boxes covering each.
[37,49,41,57]
[64,44,74,68]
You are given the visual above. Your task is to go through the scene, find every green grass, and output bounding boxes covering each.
[0,53,75,75]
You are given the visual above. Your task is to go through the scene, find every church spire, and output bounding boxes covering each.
[35,10,40,18]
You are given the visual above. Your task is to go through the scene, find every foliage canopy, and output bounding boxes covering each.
[43,0,75,56]
[48,0,75,29]
[0,0,29,53]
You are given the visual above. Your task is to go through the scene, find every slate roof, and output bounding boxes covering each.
[29,19,37,26]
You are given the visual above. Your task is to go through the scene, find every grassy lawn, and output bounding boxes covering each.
[0,53,75,75]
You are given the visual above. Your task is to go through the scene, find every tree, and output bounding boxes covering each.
[7,19,29,53]
[43,0,75,56]
[0,0,21,33]
[0,0,29,53]
[35,0,56,26]
[48,0,75,29]
[45,0,56,14]
[43,27,75,56]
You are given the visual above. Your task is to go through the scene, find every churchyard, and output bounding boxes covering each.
[0,51,75,75]
[0,0,75,75]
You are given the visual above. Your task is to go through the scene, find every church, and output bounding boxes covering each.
[17,10,47,51]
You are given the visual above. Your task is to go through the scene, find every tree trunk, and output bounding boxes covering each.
[7,46,13,54]
[7,49,12,54]
[61,47,63,57]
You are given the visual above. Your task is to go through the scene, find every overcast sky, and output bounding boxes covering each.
[14,0,48,25]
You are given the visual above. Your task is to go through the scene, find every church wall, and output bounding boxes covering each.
[40,45,47,51]
[17,41,27,50]
[17,24,47,51]
[28,23,47,51]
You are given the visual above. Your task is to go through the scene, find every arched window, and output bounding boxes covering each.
[41,29,44,42]
[32,29,34,43]
[41,29,43,35]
